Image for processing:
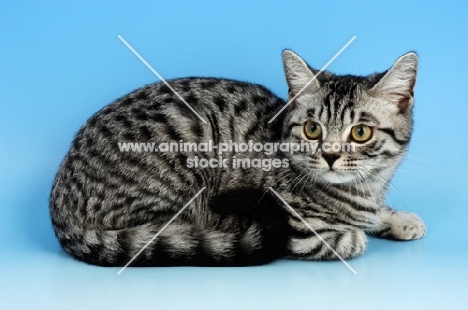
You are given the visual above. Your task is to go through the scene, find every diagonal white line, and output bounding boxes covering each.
[117,187,206,275]
[268,36,356,124]
[269,187,357,274]
[118,35,208,124]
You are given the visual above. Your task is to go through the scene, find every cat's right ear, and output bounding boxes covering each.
[282,50,320,100]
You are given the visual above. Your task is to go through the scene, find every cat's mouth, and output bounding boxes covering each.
[319,169,356,184]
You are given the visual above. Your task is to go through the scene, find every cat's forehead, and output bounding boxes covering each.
[288,73,396,128]
[319,75,371,98]
[309,77,368,123]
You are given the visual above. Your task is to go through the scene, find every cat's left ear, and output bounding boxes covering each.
[369,52,418,113]
[282,50,320,99]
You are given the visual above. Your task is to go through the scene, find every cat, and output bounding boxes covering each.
[49,49,426,266]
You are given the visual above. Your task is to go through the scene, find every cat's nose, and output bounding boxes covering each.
[322,153,340,169]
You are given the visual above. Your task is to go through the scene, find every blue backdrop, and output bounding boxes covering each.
[1,1,467,309]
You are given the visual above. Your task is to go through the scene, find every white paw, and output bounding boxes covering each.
[389,211,426,240]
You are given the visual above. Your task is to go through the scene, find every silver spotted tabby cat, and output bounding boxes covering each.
[50,50,426,266]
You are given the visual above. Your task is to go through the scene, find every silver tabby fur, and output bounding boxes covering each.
[50,50,426,266]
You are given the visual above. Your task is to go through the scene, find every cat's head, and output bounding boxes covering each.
[281,49,417,185]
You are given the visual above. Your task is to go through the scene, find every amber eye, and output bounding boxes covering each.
[304,121,322,140]
[351,125,373,143]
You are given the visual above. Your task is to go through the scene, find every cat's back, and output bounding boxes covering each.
[82,77,284,145]
[50,77,285,234]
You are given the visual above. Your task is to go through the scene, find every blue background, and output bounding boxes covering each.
[1,1,467,309]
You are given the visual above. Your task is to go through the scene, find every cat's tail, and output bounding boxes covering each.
[55,222,283,267]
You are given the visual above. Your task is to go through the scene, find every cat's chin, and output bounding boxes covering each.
[319,170,356,184]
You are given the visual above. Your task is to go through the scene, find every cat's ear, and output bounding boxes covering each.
[369,52,418,113]
[282,50,320,99]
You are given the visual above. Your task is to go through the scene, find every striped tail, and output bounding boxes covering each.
[55,222,287,267]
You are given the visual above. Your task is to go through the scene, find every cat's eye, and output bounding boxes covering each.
[350,125,373,143]
[304,121,322,140]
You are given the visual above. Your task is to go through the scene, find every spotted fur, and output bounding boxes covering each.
[50,50,425,266]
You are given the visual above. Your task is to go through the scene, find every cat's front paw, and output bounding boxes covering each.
[391,212,426,240]
[288,229,367,260]
[376,210,426,240]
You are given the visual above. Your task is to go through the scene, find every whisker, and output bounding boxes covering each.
[361,167,407,210]
[283,173,305,192]
[401,157,428,173]
[299,173,311,197]
[357,162,426,185]
[291,173,308,193]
